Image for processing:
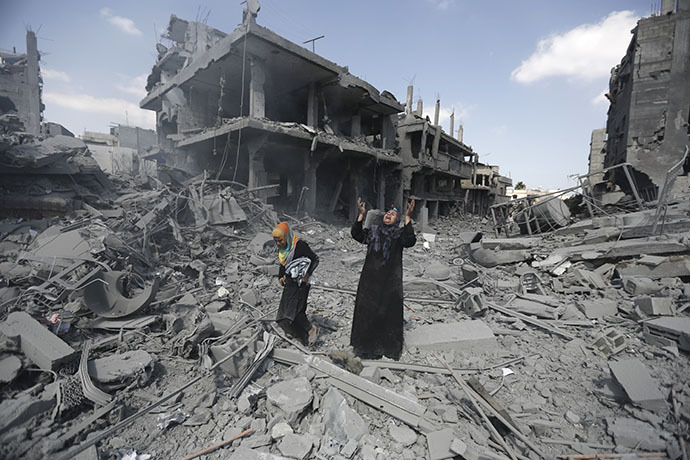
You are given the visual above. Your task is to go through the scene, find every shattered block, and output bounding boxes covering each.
[608,359,666,413]
[576,299,617,319]
[266,377,313,423]
[0,312,77,371]
[606,417,666,450]
[406,320,496,354]
[321,387,368,445]
[634,297,674,316]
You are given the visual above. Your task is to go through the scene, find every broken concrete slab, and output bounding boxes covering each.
[617,255,690,279]
[0,355,22,383]
[622,276,663,295]
[606,417,666,451]
[0,383,58,434]
[228,446,290,460]
[643,316,690,351]
[426,428,455,460]
[450,438,478,460]
[87,350,153,384]
[389,422,417,447]
[405,320,496,354]
[576,299,617,319]
[634,296,674,316]
[608,359,666,413]
[322,387,368,445]
[266,376,313,423]
[277,433,312,460]
[250,232,274,253]
[0,312,77,370]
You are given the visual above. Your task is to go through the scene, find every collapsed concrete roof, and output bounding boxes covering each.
[141,15,402,117]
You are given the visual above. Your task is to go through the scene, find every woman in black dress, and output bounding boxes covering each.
[350,197,416,360]
[272,221,319,346]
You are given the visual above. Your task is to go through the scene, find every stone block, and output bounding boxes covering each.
[606,417,666,451]
[0,312,77,370]
[426,428,455,460]
[228,446,289,460]
[634,297,674,316]
[277,433,312,460]
[389,422,417,447]
[266,377,313,423]
[0,355,22,383]
[87,350,153,384]
[608,359,666,413]
[322,387,368,445]
[576,299,617,319]
[405,320,497,354]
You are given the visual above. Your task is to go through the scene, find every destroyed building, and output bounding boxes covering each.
[397,88,512,221]
[0,30,42,136]
[141,10,510,223]
[601,0,690,201]
[83,124,157,177]
[141,11,404,220]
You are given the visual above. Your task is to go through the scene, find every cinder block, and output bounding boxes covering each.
[609,359,666,413]
[634,297,674,316]
[577,299,617,319]
[405,320,496,354]
[0,312,76,370]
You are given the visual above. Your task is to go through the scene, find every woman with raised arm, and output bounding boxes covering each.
[350,197,416,360]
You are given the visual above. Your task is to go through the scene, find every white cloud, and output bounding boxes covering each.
[511,10,639,84]
[99,7,143,37]
[424,0,455,10]
[591,90,609,106]
[116,74,148,98]
[44,91,155,128]
[41,68,71,82]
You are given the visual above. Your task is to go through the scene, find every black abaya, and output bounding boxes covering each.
[276,239,319,344]
[350,218,416,359]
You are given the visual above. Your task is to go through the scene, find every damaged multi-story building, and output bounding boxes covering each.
[0,30,42,135]
[593,0,690,203]
[397,88,512,221]
[141,6,510,223]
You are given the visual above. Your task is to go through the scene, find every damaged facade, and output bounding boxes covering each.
[0,30,42,136]
[597,0,690,201]
[141,10,510,223]
[397,88,512,221]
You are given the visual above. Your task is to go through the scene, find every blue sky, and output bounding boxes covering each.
[1,0,652,190]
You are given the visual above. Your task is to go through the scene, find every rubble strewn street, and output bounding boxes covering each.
[2,1,690,459]
[1,123,689,459]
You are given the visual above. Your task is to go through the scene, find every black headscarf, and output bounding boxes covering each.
[367,209,404,265]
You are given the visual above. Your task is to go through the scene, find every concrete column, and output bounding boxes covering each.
[307,82,318,127]
[429,200,439,221]
[249,58,265,118]
[377,167,386,210]
[416,99,423,117]
[433,99,440,126]
[457,124,464,143]
[405,85,413,115]
[304,163,317,214]
[351,112,361,137]
[25,31,41,135]
[382,115,395,149]
[661,0,675,14]
[247,137,267,199]
[449,111,455,139]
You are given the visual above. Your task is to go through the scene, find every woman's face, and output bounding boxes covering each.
[274,235,287,249]
[382,209,398,225]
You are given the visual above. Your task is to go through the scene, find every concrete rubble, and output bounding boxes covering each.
[1,2,689,460]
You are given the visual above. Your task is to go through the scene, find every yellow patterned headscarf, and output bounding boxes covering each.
[272,222,300,266]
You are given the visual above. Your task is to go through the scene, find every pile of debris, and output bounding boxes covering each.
[1,141,689,460]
